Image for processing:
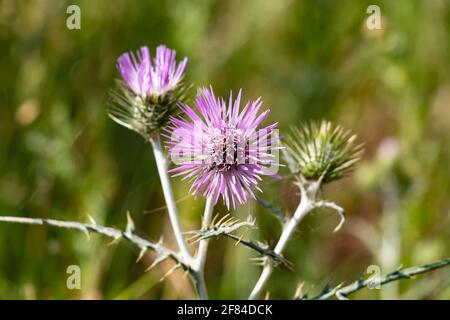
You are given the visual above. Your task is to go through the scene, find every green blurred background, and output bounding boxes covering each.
[0,0,449,299]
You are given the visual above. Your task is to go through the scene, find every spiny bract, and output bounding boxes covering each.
[284,121,364,183]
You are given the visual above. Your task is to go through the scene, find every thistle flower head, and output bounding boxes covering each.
[285,121,363,183]
[109,45,189,138]
[117,45,187,97]
[166,87,279,209]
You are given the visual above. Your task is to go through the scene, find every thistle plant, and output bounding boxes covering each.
[109,44,203,296]
[0,45,449,300]
[248,121,364,299]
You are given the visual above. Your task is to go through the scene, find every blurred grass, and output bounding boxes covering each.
[0,0,449,299]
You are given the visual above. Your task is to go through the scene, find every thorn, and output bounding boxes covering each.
[210,213,220,226]
[126,211,135,234]
[86,214,97,226]
[159,263,181,282]
[264,291,270,300]
[333,209,346,232]
[107,235,122,246]
[82,227,90,241]
[145,254,168,272]
[223,216,235,226]
[249,257,265,261]
[336,290,349,300]
[217,214,230,226]
[294,282,304,299]
[186,234,199,243]
[191,234,207,243]
[234,229,248,247]
[250,257,267,266]
[284,258,295,271]
[136,247,147,263]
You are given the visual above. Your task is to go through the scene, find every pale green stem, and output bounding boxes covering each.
[249,188,314,299]
[150,134,212,299]
[150,134,193,262]
[194,196,215,272]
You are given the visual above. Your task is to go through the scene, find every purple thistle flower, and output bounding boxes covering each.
[166,87,279,209]
[117,45,188,97]
[110,45,190,137]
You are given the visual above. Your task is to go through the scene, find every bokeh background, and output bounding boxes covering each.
[0,0,449,299]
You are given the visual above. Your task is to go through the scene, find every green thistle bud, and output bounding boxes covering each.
[284,121,364,183]
[108,80,190,139]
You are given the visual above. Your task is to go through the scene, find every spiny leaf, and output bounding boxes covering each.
[185,215,256,243]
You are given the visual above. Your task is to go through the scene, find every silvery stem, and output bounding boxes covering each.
[194,196,215,272]
[190,271,209,300]
[249,193,313,300]
[151,134,210,299]
[150,134,192,263]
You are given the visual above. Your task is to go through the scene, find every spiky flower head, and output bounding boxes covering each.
[109,45,189,139]
[284,121,363,183]
[166,87,279,209]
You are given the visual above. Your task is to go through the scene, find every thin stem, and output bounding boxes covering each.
[222,233,291,268]
[0,214,210,299]
[249,193,313,299]
[150,134,192,262]
[187,196,215,300]
[0,215,185,269]
[150,134,210,299]
[191,270,209,300]
[274,198,311,254]
[194,196,214,272]
[311,257,450,300]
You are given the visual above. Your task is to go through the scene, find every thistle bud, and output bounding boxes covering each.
[108,45,189,139]
[284,121,364,183]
